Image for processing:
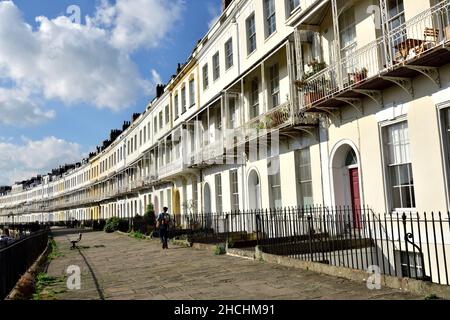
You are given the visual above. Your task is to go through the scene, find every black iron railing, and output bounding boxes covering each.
[182,206,450,286]
[0,229,49,299]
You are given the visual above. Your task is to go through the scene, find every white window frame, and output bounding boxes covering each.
[437,102,450,210]
[203,64,209,90]
[230,170,239,212]
[213,52,220,81]
[246,13,257,55]
[189,79,195,107]
[380,118,416,212]
[224,38,233,70]
[263,0,277,39]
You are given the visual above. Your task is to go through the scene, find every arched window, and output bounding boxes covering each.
[345,149,357,166]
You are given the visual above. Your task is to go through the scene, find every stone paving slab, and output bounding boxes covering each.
[42,228,423,300]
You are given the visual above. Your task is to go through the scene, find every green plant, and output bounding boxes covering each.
[295,60,327,91]
[144,203,156,226]
[104,217,121,233]
[227,238,235,249]
[47,238,62,262]
[214,244,226,255]
[33,272,66,300]
[425,294,440,300]
[129,231,145,239]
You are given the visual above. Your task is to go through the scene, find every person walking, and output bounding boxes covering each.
[156,207,171,249]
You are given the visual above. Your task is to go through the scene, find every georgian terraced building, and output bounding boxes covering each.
[1,0,450,225]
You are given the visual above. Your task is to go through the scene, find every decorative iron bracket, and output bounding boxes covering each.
[335,97,363,115]
[381,76,414,98]
[404,65,441,89]
[315,107,340,123]
[293,126,318,140]
[352,89,383,107]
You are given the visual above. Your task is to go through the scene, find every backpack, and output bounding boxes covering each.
[157,213,170,228]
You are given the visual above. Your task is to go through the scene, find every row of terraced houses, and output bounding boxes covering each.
[1,0,450,282]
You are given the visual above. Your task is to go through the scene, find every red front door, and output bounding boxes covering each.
[349,168,361,229]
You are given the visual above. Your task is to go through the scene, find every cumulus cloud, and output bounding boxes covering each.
[0,87,55,126]
[0,0,184,124]
[0,136,83,185]
[97,0,185,53]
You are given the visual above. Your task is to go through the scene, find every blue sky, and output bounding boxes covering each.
[0,0,222,185]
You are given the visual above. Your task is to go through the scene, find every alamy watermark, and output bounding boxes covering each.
[367,265,381,290]
[66,265,81,290]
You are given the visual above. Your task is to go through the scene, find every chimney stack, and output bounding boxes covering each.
[221,0,232,12]
[156,84,165,98]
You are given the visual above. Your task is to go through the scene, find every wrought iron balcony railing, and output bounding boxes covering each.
[298,1,450,108]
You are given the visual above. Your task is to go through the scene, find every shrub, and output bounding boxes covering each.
[104,217,121,233]
[144,203,156,226]
[93,220,106,231]
[214,244,226,255]
[129,231,145,240]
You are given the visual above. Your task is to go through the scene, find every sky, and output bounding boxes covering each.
[0,0,222,186]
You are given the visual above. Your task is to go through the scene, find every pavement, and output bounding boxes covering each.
[41,228,423,300]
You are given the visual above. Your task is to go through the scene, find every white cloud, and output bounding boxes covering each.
[150,69,162,86]
[0,0,185,124]
[207,1,221,29]
[0,136,83,185]
[0,87,55,126]
[101,0,185,53]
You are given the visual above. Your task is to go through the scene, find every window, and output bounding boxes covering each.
[165,105,170,124]
[215,174,223,213]
[181,87,187,114]
[268,157,282,208]
[203,64,209,90]
[339,7,357,72]
[230,170,239,211]
[167,190,172,211]
[134,134,137,151]
[441,107,450,198]
[388,0,406,49]
[174,94,179,119]
[399,251,424,278]
[250,77,259,119]
[130,137,133,153]
[139,130,142,146]
[383,121,415,210]
[159,111,163,129]
[264,0,277,38]
[246,13,257,54]
[154,117,157,134]
[228,97,237,129]
[288,0,300,14]
[147,122,151,140]
[269,63,280,108]
[213,52,220,81]
[143,126,147,143]
[296,148,313,206]
[189,79,195,107]
[225,38,233,70]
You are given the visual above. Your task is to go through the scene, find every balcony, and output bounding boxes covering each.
[297,1,450,111]
[226,101,319,150]
[158,157,184,180]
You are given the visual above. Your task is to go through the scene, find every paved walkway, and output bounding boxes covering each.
[42,228,422,300]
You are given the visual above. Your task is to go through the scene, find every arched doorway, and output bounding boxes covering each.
[331,143,362,229]
[248,170,261,210]
[204,183,212,229]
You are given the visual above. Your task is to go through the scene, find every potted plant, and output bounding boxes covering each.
[352,67,368,83]
[294,60,328,105]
